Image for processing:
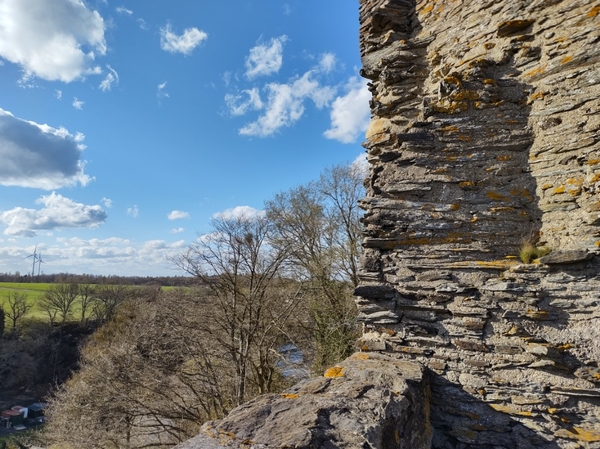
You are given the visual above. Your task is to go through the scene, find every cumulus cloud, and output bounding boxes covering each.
[0,0,106,82]
[245,36,287,79]
[127,205,139,218]
[239,71,335,137]
[160,24,208,55]
[170,227,185,234]
[99,65,119,92]
[212,206,264,221]
[0,108,90,189]
[324,77,371,144]
[0,193,107,237]
[168,210,189,220]
[351,153,369,179]
[101,198,112,208]
[72,97,84,110]
[225,88,263,116]
[26,237,187,276]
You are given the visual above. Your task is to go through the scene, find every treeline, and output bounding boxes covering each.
[40,162,365,449]
[0,272,193,286]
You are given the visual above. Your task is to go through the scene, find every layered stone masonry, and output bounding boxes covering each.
[357,0,600,447]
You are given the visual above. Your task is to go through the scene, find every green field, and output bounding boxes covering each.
[0,283,51,320]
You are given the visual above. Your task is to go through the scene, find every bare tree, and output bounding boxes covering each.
[39,283,79,324]
[5,291,32,331]
[173,213,299,406]
[78,283,97,323]
[91,284,132,323]
[265,161,364,371]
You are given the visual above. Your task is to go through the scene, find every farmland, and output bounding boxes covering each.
[0,283,51,320]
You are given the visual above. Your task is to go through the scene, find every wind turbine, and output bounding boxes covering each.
[26,245,39,277]
[37,251,46,276]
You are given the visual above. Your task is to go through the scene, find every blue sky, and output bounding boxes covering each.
[0,0,370,276]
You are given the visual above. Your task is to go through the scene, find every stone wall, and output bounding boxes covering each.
[357,0,600,447]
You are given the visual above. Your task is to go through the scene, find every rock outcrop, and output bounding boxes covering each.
[175,353,431,448]
[176,1,600,447]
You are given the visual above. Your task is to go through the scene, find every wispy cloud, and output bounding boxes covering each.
[99,65,119,92]
[168,210,189,220]
[157,82,169,100]
[170,227,185,234]
[115,6,133,15]
[72,97,84,110]
[212,206,264,221]
[319,53,337,73]
[0,0,106,82]
[127,205,139,218]
[239,71,335,137]
[101,198,113,208]
[0,193,107,237]
[55,90,62,99]
[225,88,264,116]
[245,36,287,79]
[0,108,90,189]
[160,24,208,55]
[324,77,371,144]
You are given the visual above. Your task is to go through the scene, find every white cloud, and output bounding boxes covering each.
[99,65,119,92]
[168,210,189,220]
[0,107,90,189]
[212,206,264,221]
[157,81,169,99]
[72,97,84,110]
[225,88,264,116]
[319,53,337,73]
[239,71,335,137]
[0,193,107,237]
[351,153,369,179]
[245,36,287,79]
[9,237,188,276]
[0,0,106,82]
[283,4,293,15]
[160,24,208,55]
[127,205,139,218]
[101,198,113,208]
[170,227,185,234]
[55,90,62,99]
[115,6,133,15]
[324,77,371,144]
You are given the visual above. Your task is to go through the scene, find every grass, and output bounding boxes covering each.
[519,244,552,264]
[0,283,50,320]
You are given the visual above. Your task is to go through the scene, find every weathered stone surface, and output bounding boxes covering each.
[356,0,600,447]
[175,353,431,449]
[538,250,594,265]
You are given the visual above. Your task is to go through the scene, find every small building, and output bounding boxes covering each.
[27,402,45,419]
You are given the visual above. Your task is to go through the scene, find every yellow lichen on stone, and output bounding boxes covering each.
[490,404,533,417]
[555,427,600,442]
[486,191,511,202]
[554,185,566,194]
[280,393,299,399]
[459,181,475,188]
[588,159,600,165]
[524,65,547,78]
[497,155,512,161]
[560,55,573,64]
[324,366,346,378]
[588,5,600,17]
[351,352,370,361]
